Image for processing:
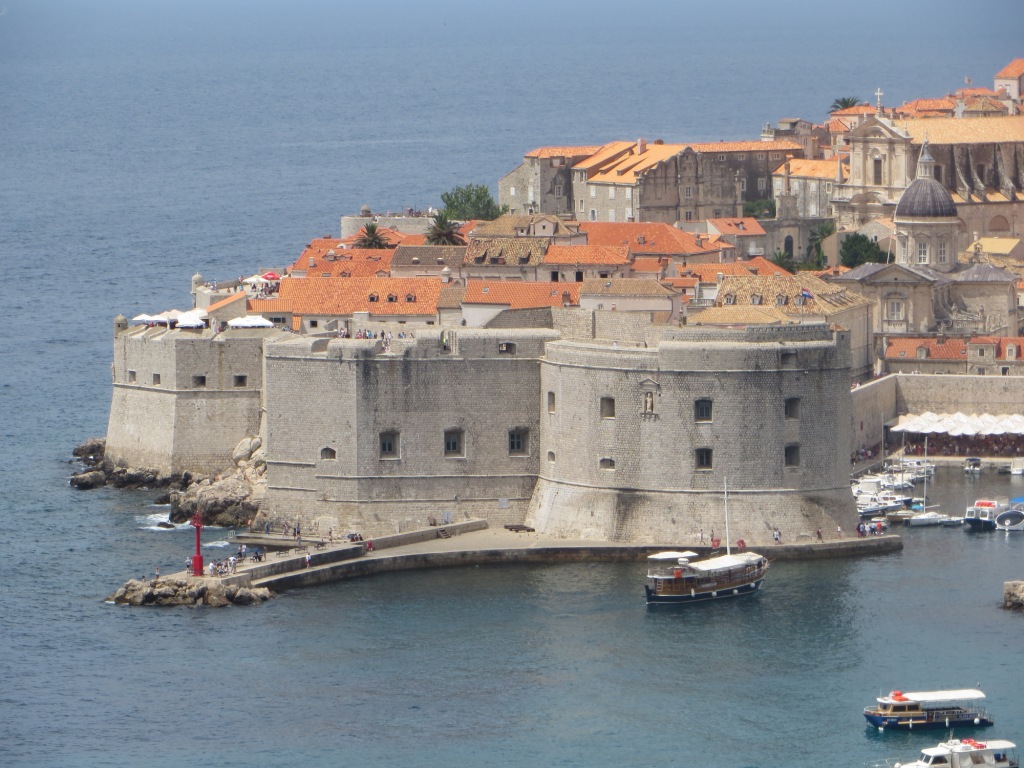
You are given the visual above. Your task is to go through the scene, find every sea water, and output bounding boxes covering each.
[2,1,1023,765]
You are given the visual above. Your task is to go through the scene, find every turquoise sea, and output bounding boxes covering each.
[3,1,1023,765]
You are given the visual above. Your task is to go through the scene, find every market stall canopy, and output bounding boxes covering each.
[891,411,1024,436]
[227,315,274,328]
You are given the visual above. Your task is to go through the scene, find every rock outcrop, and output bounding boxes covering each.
[107,577,273,607]
[1003,580,1024,610]
[169,476,262,528]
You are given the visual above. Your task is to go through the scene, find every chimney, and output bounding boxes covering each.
[937,332,946,345]
[637,137,647,154]
[716,272,724,284]
[309,257,316,268]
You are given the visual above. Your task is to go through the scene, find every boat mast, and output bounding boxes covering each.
[724,478,731,555]
[923,436,928,507]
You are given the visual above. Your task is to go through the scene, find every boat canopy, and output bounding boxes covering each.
[688,552,764,571]
[922,740,1016,756]
[647,551,699,562]
[880,689,985,703]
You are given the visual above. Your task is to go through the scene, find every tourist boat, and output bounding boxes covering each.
[645,479,768,605]
[877,738,1018,768]
[1011,458,1024,476]
[995,505,1024,532]
[907,511,953,527]
[644,550,769,605]
[964,499,1006,532]
[863,689,994,730]
[964,456,983,474]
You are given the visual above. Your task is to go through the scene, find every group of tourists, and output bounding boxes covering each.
[902,433,1024,458]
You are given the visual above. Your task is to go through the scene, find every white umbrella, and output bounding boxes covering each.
[130,314,155,324]
[242,275,269,285]
[227,315,274,328]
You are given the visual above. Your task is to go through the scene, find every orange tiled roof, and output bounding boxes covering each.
[831,105,875,116]
[717,274,870,315]
[206,292,246,312]
[884,337,967,361]
[774,156,848,181]
[684,140,802,154]
[891,115,1024,145]
[581,278,673,297]
[578,222,716,255]
[661,276,699,289]
[291,247,394,278]
[996,59,1024,79]
[542,244,629,266]
[971,336,1024,360]
[706,217,766,237]
[338,226,414,249]
[462,280,580,309]
[677,260,790,282]
[248,297,293,314]
[268,276,443,317]
[525,145,604,159]
[630,258,665,273]
[587,142,689,184]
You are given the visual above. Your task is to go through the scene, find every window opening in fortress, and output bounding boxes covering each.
[192,375,206,388]
[695,448,713,470]
[784,444,800,467]
[128,370,136,383]
[547,451,555,462]
[379,431,399,459]
[152,373,160,386]
[320,447,337,460]
[781,352,797,367]
[444,429,464,457]
[694,399,713,422]
[508,428,529,456]
[547,392,555,413]
[600,397,616,419]
[599,458,615,470]
[784,397,800,419]
[233,375,247,387]
[498,342,516,354]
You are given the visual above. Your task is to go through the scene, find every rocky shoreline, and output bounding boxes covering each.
[70,436,266,528]
[1004,581,1024,611]
[107,577,273,607]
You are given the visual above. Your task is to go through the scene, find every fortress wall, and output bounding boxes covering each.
[593,311,669,344]
[262,332,552,536]
[849,376,898,453]
[528,479,858,545]
[106,328,267,475]
[895,373,1024,416]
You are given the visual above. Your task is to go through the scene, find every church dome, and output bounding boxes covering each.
[895,177,957,218]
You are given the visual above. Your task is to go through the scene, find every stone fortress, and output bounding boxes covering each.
[106,308,860,544]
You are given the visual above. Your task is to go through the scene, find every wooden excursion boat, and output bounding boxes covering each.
[644,550,769,605]
[863,688,994,730]
[876,737,1018,768]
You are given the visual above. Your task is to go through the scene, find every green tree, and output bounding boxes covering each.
[743,199,775,219]
[839,232,885,268]
[830,96,863,113]
[353,222,390,249]
[807,220,836,268]
[770,250,796,274]
[425,212,465,246]
[440,184,507,221]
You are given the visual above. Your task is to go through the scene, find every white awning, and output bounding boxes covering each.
[227,315,274,328]
[891,412,1024,436]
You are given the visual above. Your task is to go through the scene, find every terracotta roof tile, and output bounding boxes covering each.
[706,217,766,237]
[684,140,802,154]
[691,305,796,325]
[831,105,876,116]
[464,237,548,266]
[581,278,673,297]
[290,247,394,278]
[462,280,580,309]
[630,257,665,274]
[996,59,1024,79]
[716,273,871,315]
[206,292,246,312]
[390,245,466,269]
[578,222,715,255]
[542,244,629,266]
[774,157,848,181]
[524,145,604,159]
[891,115,1024,145]
[273,276,442,317]
[884,337,967,361]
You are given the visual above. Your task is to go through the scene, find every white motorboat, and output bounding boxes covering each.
[872,737,1018,768]
[907,511,952,527]
[964,499,1006,532]
[995,505,1024,532]
[964,456,983,474]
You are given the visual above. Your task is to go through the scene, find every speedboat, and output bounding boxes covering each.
[995,505,1024,532]
[964,456,983,474]
[964,499,1006,532]
[907,511,952,527]
[863,688,994,730]
[644,550,769,605]
[880,738,1018,768]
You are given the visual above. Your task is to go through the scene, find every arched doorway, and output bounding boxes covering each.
[784,235,794,257]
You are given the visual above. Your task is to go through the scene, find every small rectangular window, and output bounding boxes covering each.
[694,399,713,422]
[128,370,137,383]
[785,444,800,467]
[784,397,800,419]
[192,375,207,388]
[608,187,615,199]
[590,187,596,198]
[444,429,464,457]
[309,320,319,328]
[695,448,713,469]
[152,373,161,386]
[600,397,616,419]
[547,391,556,413]
[509,428,529,456]
[233,375,247,387]
[379,431,399,459]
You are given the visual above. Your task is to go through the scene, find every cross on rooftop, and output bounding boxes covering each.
[875,87,884,114]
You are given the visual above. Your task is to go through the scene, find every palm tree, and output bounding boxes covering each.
[353,222,390,249]
[830,96,863,113]
[808,220,836,268]
[425,212,465,246]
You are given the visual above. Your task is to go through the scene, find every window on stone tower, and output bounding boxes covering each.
[784,444,800,467]
[508,428,529,456]
[873,157,883,185]
[379,431,399,459]
[695,448,713,470]
[784,397,800,419]
[444,429,464,457]
[694,399,713,422]
[917,242,928,264]
[547,391,556,413]
[320,447,337,460]
[600,397,616,419]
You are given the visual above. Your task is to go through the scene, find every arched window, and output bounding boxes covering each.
[784,235,794,257]
[320,447,337,460]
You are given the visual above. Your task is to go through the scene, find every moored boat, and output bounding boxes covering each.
[995,504,1024,532]
[644,550,769,605]
[907,511,953,527]
[863,688,994,730]
[964,499,1006,532]
[964,456,983,474]
[876,737,1018,768]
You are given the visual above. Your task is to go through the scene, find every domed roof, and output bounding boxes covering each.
[895,177,957,218]
[895,141,957,219]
